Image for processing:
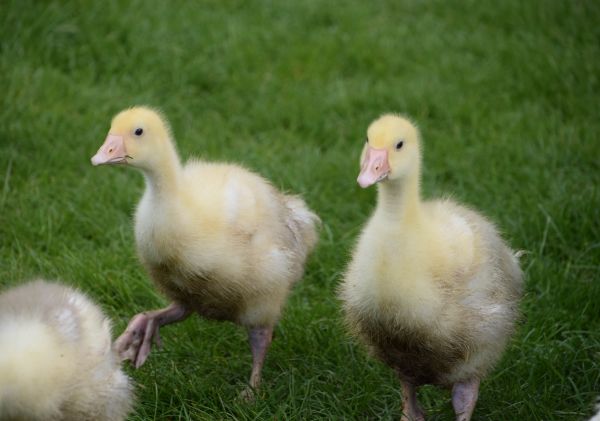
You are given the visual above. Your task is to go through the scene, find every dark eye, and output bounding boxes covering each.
[134,128,143,136]
[365,138,368,144]
[395,140,404,150]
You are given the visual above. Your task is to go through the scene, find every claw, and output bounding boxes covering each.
[135,317,157,368]
[238,386,257,403]
[114,303,191,368]
[115,312,158,368]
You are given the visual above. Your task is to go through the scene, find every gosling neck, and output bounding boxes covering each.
[376,169,422,225]
[140,140,182,197]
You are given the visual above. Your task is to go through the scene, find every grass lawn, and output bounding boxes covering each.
[1,0,599,419]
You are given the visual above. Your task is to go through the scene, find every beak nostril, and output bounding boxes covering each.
[108,148,113,153]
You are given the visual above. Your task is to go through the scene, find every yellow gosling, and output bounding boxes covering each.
[91,107,320,399]
[339,114,523,421]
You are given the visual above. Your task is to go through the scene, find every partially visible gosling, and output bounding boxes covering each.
[590,401,600,421]
[0,280,133,420]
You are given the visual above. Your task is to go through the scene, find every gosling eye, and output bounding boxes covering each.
[365,138,368,144]
[134,128,144,136]
[395,140,404,150]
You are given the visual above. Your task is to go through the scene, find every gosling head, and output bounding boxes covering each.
[357,114,421,188]
[91,107,172,170]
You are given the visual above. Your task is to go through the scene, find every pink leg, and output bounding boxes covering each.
[114,302,190,368]
[400,380,425,421]
[239,326,273,401]
[452,378,480,421]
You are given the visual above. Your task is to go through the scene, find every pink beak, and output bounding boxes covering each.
[91,134,127,166]
[357,146,390,188]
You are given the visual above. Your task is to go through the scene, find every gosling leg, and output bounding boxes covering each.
[451,378,480,421]
[239,326,273,401]
[400,380,425,421]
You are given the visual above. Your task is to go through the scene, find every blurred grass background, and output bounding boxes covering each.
[1,0,599,419]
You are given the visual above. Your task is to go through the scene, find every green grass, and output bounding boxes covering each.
[1,0,599,419]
